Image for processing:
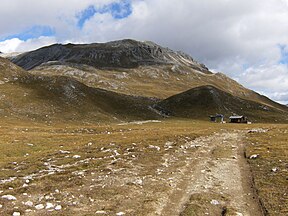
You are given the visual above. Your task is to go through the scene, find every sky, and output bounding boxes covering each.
[0,0,288,104]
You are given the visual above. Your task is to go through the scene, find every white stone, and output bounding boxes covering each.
[55,205,62,210]
[59,150,70,154]
[249,154,259,159]
[2,195,16,200]
[116,212,125,216]
[0,204,2,208]
[12,212,21,216]
[96,210,107,214]
[72,155,81,159]
[24,201,33,207]
[35,204,45,210]
[271,167,278,172]
[210,199,220,205]
[46,202,54,209]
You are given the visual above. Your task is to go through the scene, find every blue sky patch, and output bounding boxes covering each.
[279,45,288,65]
[77,0,132,28]
[0,25,55,42]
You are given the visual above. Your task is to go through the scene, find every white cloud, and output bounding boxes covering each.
[0,36,56,53]
[0,0,288,104]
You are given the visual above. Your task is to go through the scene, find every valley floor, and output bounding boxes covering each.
[0,119,286,215]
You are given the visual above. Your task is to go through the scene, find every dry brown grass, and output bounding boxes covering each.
[245,124,288,216]
[1,118,287,215]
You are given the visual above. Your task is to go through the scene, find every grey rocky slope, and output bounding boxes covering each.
[10,39,209,72]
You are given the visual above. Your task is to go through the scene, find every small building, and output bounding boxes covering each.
[229,115,248,123]
[210,114,224,123]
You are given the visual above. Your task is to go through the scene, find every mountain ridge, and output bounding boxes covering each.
[10,39,210,73]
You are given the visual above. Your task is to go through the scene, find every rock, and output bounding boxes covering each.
[46,202,54,209]
[12,212,21,216]
[1,194,17,200]
[271,167,278,172]
[59,150,70,154]
[24,201,33,207]
[0,204,2,208]
[72,155,81,159]
[210,199,220,205]
[55,205,62,210]
[148,145,160,151]
[249,154,259,159]
[116,212,125,216]
[35,204,45,210]
[248,128,268,133]
[96,210,107,214]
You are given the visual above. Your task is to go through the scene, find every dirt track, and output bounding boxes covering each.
[159,131,263,216]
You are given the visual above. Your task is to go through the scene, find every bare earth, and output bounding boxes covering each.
[159,130,263,216]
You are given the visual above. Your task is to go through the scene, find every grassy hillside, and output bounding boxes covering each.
[0,57,160,124]
[155,85,288,123]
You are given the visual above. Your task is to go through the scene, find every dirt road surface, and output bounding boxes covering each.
[159,130,263,216]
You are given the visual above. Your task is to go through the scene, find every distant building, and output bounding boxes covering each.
[210,114,224,123]
[229,115,248,123]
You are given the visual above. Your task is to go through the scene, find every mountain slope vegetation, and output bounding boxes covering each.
[155,85,288,122]
[0,57,160,124]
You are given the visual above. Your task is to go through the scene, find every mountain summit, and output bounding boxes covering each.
[10,39,209,72]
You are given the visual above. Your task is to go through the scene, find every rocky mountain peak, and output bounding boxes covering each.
[10,39,210,73]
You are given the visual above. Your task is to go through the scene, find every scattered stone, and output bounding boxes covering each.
[116,212,125,216]
[0,204,2,208]
[249,154,259,159]
[59,150,70,154]
[55,189,60,193]
[2,194,17,200]
[12,212,21,216]
[248,128,268,133]
[271,167,278,172]
[236,212,243,216]
[22,183,29,187]
[24,201,33,207]
[210,199,220,205]
[46,202,54,209]
[35,204,45,210]
[148,145,160,151]
[72,155,81,159]
[96,210,107,214]
[25,179,30,184]
[55,205,62,210]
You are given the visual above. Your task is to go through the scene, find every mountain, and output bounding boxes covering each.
[154,85,288,122]
[10,39,209,72]
[9,40,284,111]
[3,39,288,123]
[0,57,160,124]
